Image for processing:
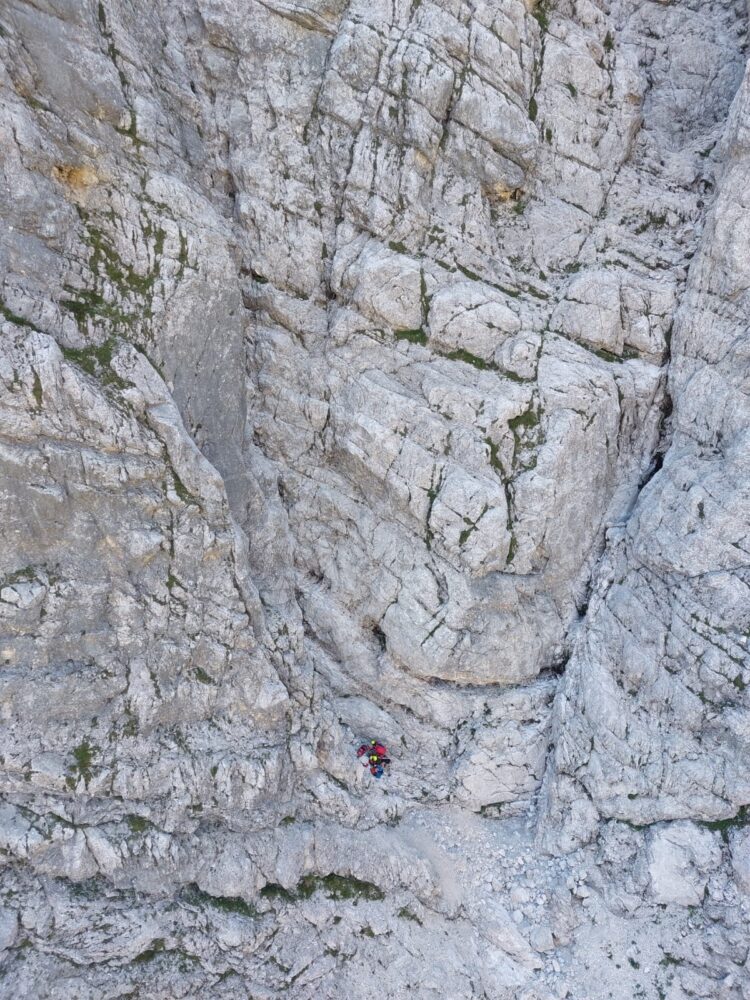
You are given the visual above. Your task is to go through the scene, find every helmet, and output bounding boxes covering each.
[371,739,376,745]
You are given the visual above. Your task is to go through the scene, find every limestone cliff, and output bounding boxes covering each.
[1,0,749,997]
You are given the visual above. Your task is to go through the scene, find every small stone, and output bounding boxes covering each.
[511,886,531,905]
[530,925,555,953]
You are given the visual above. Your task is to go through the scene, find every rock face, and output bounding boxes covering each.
[1,0,749,997]
[538,41,750,850]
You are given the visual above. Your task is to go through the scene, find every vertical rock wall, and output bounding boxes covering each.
[1,0,749,997]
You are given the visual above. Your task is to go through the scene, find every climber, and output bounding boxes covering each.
[360,738,387,757]
[357,739,389,760]
[356,739,391,777]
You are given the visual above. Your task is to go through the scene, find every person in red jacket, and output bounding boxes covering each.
[356,738,389,759]
[356,739,391,778]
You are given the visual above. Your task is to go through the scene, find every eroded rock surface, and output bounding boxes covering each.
[1,0,749,996]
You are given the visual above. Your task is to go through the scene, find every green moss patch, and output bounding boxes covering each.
[60,337,131,391]
[133,938,166,964]
[261,874,384,905]
[297,874,384,902]
[445,348,491,370]
[126,814,149,833]
[0,302,37,330]
[395,328,427,345]
[66,738,97,789]
[700,806,749,844]
[182,884,258,918]
[3,566,35,586]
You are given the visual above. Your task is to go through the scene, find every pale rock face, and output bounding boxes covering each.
[539,47,750,852]
[1,0,749,996]
[428,281,521,361]
[646,823,722,907]
[729,828,750,894]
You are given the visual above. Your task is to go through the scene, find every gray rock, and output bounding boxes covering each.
[647,823,722,907]
[1,0,749,995]
[730,828,750,895]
